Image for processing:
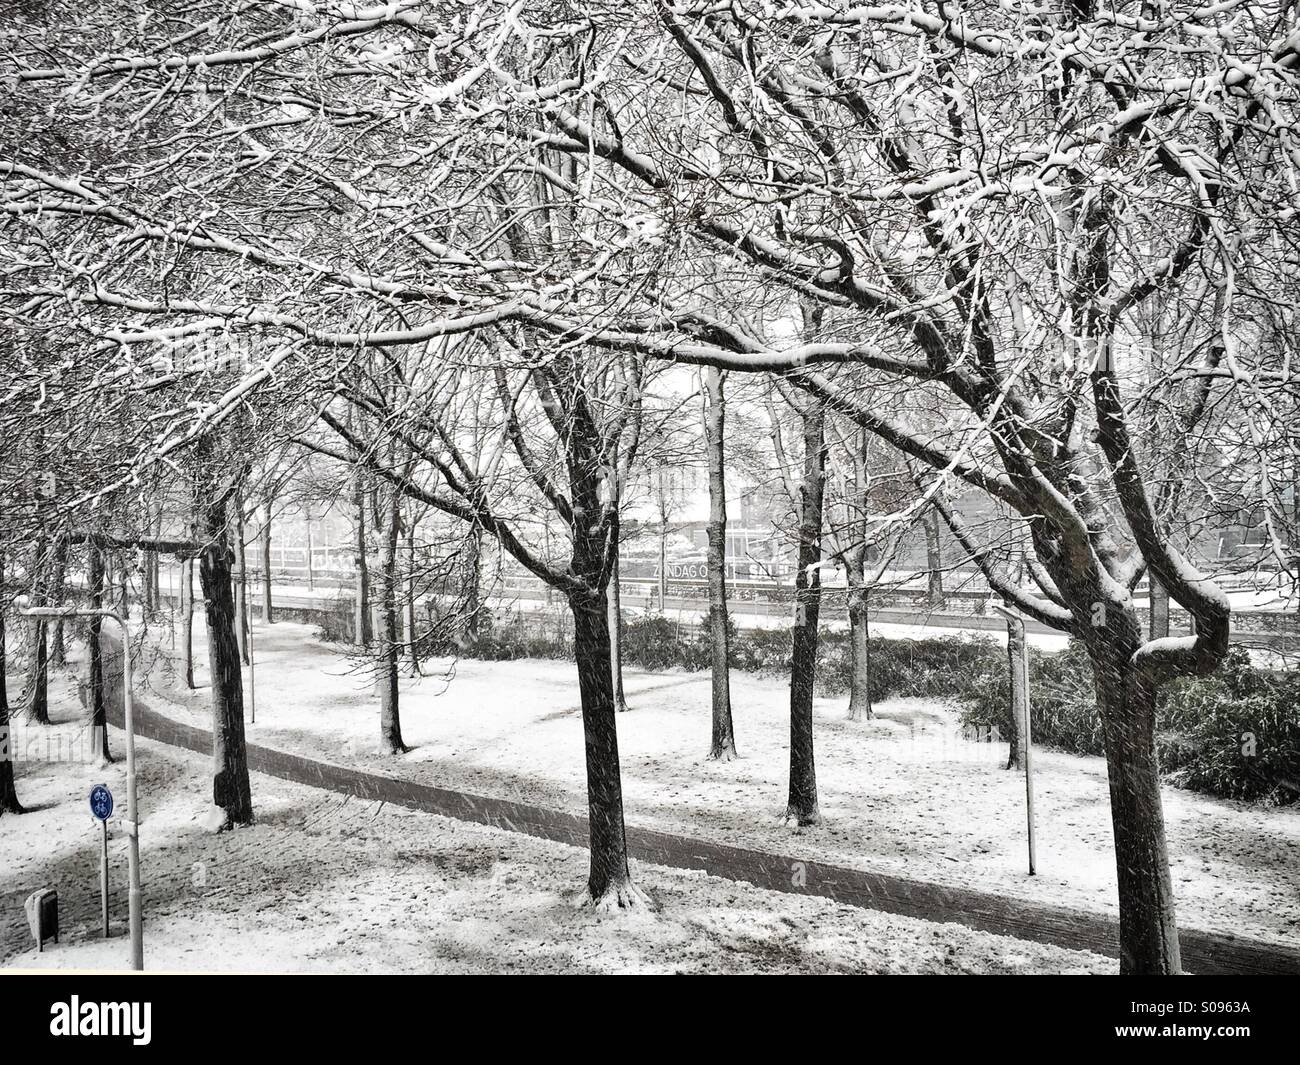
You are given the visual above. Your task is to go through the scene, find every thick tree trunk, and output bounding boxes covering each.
[703,366,736,758]
[570,589,639,906]
[233,509,250,665]
[353,475,372,646]
[0,551,23,814]
[924,506,945,608]
[180,557,195,689]
[787,398,825,825]
[88,547,112,764]
[1089,629,1181,975]
[846,568,872,722]
[25,637,49,728]
[378,487,407,755]
[197,496,253,827]
[26,624,49,725]
[260,499,274,624]
[607,546,629,713]
[0,682,17,812]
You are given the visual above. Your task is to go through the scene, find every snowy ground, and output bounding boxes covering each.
[1,714,1111,974]
[111,616,1300,949]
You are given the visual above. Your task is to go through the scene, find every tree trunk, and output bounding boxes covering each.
[260,497,274,624]
[141,534,153,617]
[845,427,873,722]
[305,508,316,593]
[197,495,253,827]
[1089,629,1181,974]
[378,486,407,755]
[405,513,421,675]
[233,508,250,665]
[148,506,163,615]
[569,588,639,906]
[846,566,872,722]
[142,547,155,615]
[180,557,195,689]
[0,551,23,814]
[608,545,630,713]
[1004,618,1028,770]
[658,519,667,612]
[88,546,112,764]
[353,474,372,646]
[1149,578,1170,640]
[115,552,128,615]
[23,526,50,725]
[703,366,737,758]
[50,535,67,667]
[462,523,483,643]
[787,397,825,825]
[924,506,945,608]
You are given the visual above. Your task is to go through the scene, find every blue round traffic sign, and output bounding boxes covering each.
[89,783,114,821]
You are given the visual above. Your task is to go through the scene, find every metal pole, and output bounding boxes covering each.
[306,514,315,592]
[1021,627,1037,876]
[101,818,110,937]
[247,608,256,725]
[117,614,144,969]
[168,559,175,649]
[993,603,1037,876]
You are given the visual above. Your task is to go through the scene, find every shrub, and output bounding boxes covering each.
[1160,648,1300,804]
[313,598,354,644]
[459,605,1299,804]
[468,608,572,661]
[959,641,1300,804]
[960,639,1107,757]
[622,614,694,671]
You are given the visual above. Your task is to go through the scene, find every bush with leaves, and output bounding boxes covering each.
[463,608,1297,803]
[1159,648,1300,804]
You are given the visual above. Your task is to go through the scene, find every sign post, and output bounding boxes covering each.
[89,783,114,936]
[19,602,143,970]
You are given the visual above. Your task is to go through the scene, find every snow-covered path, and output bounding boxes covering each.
[2,718,1113,974]
[128,619,1300,950]
[92,693,1300,973]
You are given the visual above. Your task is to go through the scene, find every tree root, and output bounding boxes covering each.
[578,880,656,914]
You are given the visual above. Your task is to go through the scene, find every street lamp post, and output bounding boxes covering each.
[19,604,144,970]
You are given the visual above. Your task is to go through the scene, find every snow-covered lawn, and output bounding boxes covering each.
[1,718,1110,974]
[129,617,1300,947]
